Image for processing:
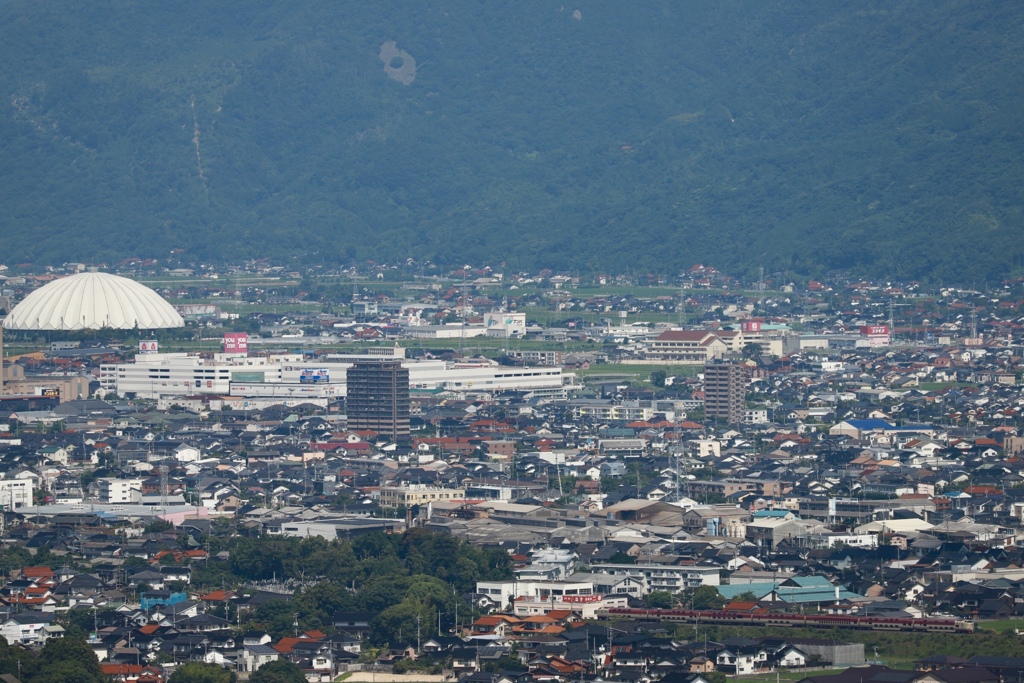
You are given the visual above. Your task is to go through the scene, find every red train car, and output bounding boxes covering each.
[597,607,974,633]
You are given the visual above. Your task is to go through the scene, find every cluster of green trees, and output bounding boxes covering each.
[167,659,306,683]
[23,528,509,663]
[2,1,1023,282]
[189,528,511,645]
[0,637,104,683]
[643,586,754,610]
[223,528,510,590]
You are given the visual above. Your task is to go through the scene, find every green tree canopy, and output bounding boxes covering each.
[32,637,104,683]
[371,602,425,646]
[681,585,726,610]
[705,672,728,683]
[168,662,237,683]
[646,591,675,609]
[249,659,306,683]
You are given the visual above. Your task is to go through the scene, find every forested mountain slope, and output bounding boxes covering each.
[2,1,1022,281]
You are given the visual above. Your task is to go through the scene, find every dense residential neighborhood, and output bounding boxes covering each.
[3,264,1024,682]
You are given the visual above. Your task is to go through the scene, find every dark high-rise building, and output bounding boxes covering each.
[346,360,410,443]
[703,360,745,424]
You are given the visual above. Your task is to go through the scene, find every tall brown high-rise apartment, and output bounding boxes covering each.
[703,360,745,424]
[346,360,410,443]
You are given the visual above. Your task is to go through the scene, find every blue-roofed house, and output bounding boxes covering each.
[829,419,894,438]
[716,576,862,607]
[752,509,796,519]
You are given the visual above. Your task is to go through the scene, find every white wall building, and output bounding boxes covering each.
[404,325,488,339]
[512,593,629,618]
[97,478,143,504]
[101,348,566,400]
[0,612,53,644]
[0,478,33,509]
[476,579,596,608]
[100,352,266,398]
[484,312,527,338]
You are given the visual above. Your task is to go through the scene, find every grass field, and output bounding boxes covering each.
[977,618,1024,633]
[576,364,702,381]
[699,624,1024,666]
[739,669,844,683]
[916,382,978,391]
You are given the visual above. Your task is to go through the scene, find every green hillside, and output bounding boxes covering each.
[2,1,1022,281]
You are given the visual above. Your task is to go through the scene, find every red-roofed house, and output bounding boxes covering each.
[100,664,164,683]
[199,589,235,604]
[472,615,520,636]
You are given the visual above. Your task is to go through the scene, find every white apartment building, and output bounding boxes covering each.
[377,484,466,509]
[570,399,655,421]
[589,563,720,594]
[97,478,143,504]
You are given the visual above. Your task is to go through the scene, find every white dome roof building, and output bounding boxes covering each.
[3,272,184,331]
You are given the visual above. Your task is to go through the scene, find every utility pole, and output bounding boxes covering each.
[679,278,686,328]
[416,613,422,653]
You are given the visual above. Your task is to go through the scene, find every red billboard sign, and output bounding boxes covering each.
[223,333,248,354]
